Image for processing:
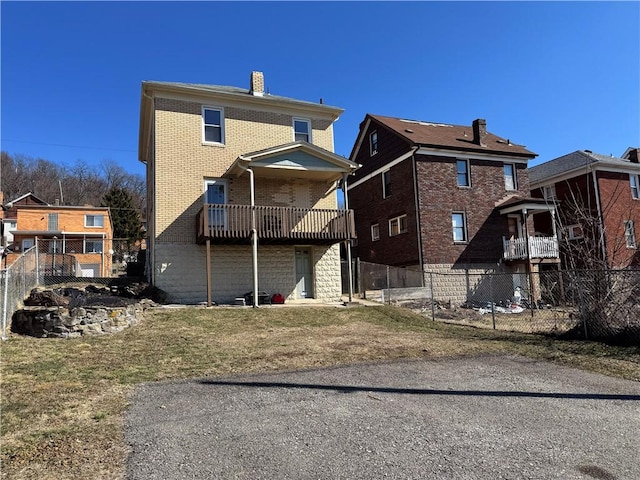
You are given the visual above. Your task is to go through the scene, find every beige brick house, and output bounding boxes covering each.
[138,72,358,305]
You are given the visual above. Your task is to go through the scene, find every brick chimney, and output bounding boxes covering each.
[250,71,265,96]
[472,119,487,147]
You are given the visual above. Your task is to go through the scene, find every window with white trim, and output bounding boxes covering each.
[388,215,407,236]
[85,214,104,228]
[293,118,311,142]
[630,174,639,199]
[452,212,468,243]
[543,185,557,201]
[624,220,636,248]
[371,223,380,241]
[85,239,104,253]
[48,213,58,231]
[456,159,470,187]
[202,106,225,144]
[382,170,391,198]
[504,163,517,191]
[205,179,227,229]
[370,131,378,156]
[567,224,583,240]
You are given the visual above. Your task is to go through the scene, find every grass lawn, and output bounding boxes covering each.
[1,305,639,479]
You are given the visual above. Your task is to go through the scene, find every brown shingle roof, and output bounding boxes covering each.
[369,114,537,158]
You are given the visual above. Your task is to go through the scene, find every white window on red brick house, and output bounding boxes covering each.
[293,118,311,143]
[202,106,225,144]
[456,159,470,187]
[85,239,103,253]
[567,224,583,240]
[370,131,378,156]
[85,214,104,227]
[630,174,639,199]
[371,223,380,241]
[452,212,468,242]
[543,185,557,201]
[388,215,407,236]
[382,170,391,198]
[48,213,58,231]
[624,220,636,248]
[504,163,517,191]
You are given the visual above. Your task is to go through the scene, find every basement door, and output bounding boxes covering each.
[295,248,313,299]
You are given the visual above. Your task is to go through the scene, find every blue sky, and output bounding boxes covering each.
[1,1,638,179]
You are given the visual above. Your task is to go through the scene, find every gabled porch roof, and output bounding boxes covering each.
[224,142,359,182]
[497,195,555,215]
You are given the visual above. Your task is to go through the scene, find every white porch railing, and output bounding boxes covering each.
[503,236,559,261]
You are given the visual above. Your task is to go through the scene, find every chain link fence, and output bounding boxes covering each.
[342,260,639,345]
[1,246,40,340]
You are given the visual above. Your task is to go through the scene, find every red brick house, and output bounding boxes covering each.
[529,149,640,269]
[346,114,559,303]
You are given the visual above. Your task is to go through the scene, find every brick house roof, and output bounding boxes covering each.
[367,114,537,158]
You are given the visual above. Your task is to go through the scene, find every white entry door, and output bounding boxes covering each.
[295,248,313,299]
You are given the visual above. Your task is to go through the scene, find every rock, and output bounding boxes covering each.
[24,289,69,307]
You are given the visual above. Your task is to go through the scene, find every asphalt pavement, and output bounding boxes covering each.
[125,355,640,479]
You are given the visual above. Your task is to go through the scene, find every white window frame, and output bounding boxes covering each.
[567,224,583,240]
[624,220,637,248]
[84,239,104,254]
[293,117,312,143]
[21,238,35,252]
[504,163,517,191]
[388,215,407,237]
[452,212,468,243]
[85,214,104,228]
[202,106,225,145]
[370,131,378,156]
[48,213,59,231]
[456,159,470,187]
[382,170,391,198]
[630,174,639,199]
[371,223,380,241]
[543,185,557,201]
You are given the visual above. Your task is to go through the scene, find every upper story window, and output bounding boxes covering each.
[371,223,380,241]
[85,214,104,228]
[48,213,58,231]
[389,215,407,236]
[630,174,639,199]
[370,131,378,156]
[504,164,517,191]
[624,220,636,248]
[382,170,391,198]
[456,159,470,187]
[85,239,104,253]
[452,212,468,243]
[202,106,225,145]
[567,224,584,240]
[543,185,557,201]
[293,118,311,142]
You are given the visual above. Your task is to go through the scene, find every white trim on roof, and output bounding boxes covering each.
[347,149,417,191]
[530,162,640,189]
[415,147,530,164]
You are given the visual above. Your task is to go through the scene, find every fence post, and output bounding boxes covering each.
[490,274,496,330]
[429,271,435,321]
[2,269,9,341]
[357,258,363,299]
[576,271,589,340]
[386,265,390,305]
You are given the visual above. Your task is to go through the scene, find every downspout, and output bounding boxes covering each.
[248,167,259,308]
[410,147,424,284]
[591,169,607,265]
[342,173,353,303]
[142,89,155,287]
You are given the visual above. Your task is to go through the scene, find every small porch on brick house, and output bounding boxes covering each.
[196,142,359,306]
[498,196,560,302]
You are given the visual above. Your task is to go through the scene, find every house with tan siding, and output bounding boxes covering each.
[138,72,358,305]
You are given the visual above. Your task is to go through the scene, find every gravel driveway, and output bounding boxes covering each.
[125,355,640,479]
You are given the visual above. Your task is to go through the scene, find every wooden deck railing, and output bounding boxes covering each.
[197,204,355,244]
[503,236,559,261]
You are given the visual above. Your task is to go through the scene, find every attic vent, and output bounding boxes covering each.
[405,128,414,133]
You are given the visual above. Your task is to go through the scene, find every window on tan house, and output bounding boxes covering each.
[85,214,104,227]
[293,118,311,142]
[371,223,380,241]
[202,106,225,144]
[85,239,104,253]
[504,164,517,191]
[48,213,58,231]
[456,159,470,187]
[388,215,407,236]
[452,212,468,242]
